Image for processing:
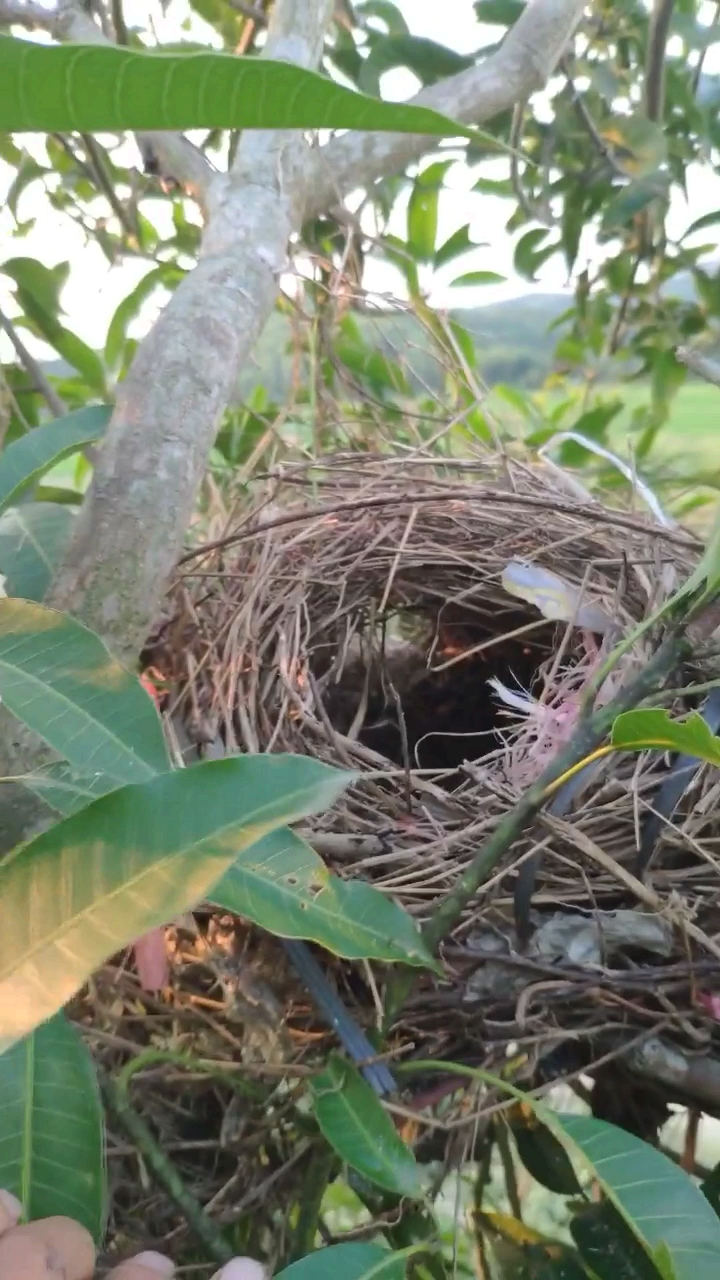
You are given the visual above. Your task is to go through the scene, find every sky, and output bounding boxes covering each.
[2,0,720,359]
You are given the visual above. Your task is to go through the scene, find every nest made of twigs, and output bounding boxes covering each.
[83,452,720,1262]
[139,453,720,1068]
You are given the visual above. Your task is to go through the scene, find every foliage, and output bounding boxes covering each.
[3,0,720,1275]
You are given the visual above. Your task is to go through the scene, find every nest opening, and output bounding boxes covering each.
[320,607,556,775]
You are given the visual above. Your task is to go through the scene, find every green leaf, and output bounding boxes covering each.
[701,1160,720,1218]
[0,503,73,601]
[450,270,505,286]
[509,1111,582,1196]
[611,708,720,766]
[571,1199,665,1280]
[359,33,474,97]
[406,161,450,262]
[682,209,720,238]
[0,37,475,138]
[0,755,352,1051]
[105,265,185,368]
[474,0,525,23]
[433,223,474,269]
[0,404,111,515]
[211,827,436,968]
[601,175,669,233]
[276,1243,401,1280]
[23,760,118,817]
[0,597,170,781]
[0,1012,106,1240]
[557,1112,720,1279]
[1,257,65,317]
[311,1054,423,1198]
[2,259,107,394]
[514,228,552,281]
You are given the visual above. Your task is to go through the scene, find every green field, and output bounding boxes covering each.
[488,379,720,481]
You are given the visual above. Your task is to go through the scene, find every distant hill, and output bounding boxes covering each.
[39,266,712,400]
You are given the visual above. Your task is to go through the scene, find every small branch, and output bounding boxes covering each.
[100,1067,235,1266]
[0,307,66,417]
[305,0,587,216]
[676,344,720,388]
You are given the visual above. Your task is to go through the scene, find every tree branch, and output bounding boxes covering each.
[0,308,66,417]
[305,0,587,215]
[47,0,333,661]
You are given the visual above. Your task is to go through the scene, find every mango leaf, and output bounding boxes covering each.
[514,228,552,281]
[601,175,669,233]
[406,160,451,262]
[212,827,435,967]
[0,37,475,138]
[357,2,409,36]
[311,1054,423,1198]
[0,598,170,782]
[359,33,475,97]
[105,264,185,368]
[451,270,505,286]
[433,223,474,269]
[570,1199,665,1280]
[0,755,352,1051]
[0,503,73,601]
[556,1113,720,1279]
[611,709,720,766]
[701,1161,720,1219]
[2,258,106,394]
[0,405,111,515]
[0,1012,105,1239]
[508,1106,582,1196]
[405,1062,720,1279]
[23,760,118,817]
[276,1243,405,1280]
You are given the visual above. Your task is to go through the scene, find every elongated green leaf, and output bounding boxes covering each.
[359,33,474,96]
[0,503,73,601]
[23,760,118,816]
[0,755,352,1051]
[570,1199,664,1280]
[211,828,435,968]
[311,1054,423,1198]
[0,37,474,137]
[276,1243,396,1280]
[2,259,107,395]
[451,269,505,286]
[405,1061,720,1280]
[611,708,720,766]
[0,405,111,515]
[0,598,170,782]
[105,265,185,368]
[509,1110,582,1196]
[0,1012,106,1240]
[556,1113,720,1279]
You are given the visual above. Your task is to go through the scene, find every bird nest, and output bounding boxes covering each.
[94,452,720,1258]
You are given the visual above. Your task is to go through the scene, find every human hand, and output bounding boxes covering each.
[0,1190,267,1280]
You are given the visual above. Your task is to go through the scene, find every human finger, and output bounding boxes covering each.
[105,1252,175,1279]
[209,1260,268,1280]
[0,1217,95,1280]
[0,1190,22,1237]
